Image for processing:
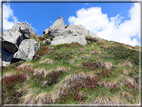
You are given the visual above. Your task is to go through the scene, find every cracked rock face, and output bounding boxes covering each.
[1,22,38,67]
[48,16,65,38]
[11,22,32,39]
[14,39,40,61]
[2,29,23,53]
[50,35,87,45]
[46,16,99,41]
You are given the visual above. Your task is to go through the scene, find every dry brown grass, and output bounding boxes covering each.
[39,58,53,64]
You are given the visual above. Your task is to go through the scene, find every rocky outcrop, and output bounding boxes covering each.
[11,22,32,39]
[50,35,87,45]
[2,29,23,53]
[45,16,99,46]
[48,16,65,38]
[14,39,40,61]
[1,22,40,66]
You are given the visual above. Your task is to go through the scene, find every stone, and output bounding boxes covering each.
[66,24,87,36]
[1,49,14,66]
[11,22,33,39]
[2,29,23,53]
[19,23,33,39]
[42,39,51,44]
[14,39,40,61]
[50,35,87,46]
[43,28,49,34]
[48,16,65,38]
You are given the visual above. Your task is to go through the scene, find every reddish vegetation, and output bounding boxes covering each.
[96,42,103,45]
[3,74,26,88]
[82,61,99,70]
[47,71,64,86]
[42,75,99,104]
[63,43,81,48]
[38,37,45,41]
[43,46,49,54]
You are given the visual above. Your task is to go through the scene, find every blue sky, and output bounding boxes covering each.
[2,0,141,46]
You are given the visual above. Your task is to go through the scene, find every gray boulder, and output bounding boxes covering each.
[1,49,14,66]
[66,24,99,38]
[50,35,87,46]
[11,23,22,31]
[48,16,65,38]
[11,22,33,39]
[14,39,40,61]
[2,29,23,53]
[19,23,33,39]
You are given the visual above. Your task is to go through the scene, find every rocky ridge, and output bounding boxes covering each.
[1,16,99,67]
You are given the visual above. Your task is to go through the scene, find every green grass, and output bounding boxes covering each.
[2,36,140,104]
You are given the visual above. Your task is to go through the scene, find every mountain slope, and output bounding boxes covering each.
[2,35,140,105]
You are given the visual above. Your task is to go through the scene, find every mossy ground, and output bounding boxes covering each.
[2,35,140,105]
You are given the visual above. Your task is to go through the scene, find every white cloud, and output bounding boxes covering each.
[68,3,140,46]
[3,3,19,30]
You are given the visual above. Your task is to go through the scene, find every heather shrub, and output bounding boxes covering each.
[3,73,26,89]
[46,71,64,86]
[105,45,139,66]
[82,59,99,70]
[53,76,99,104]
[3,73,26,104]
[53,42,81,49]
[49,50,73,62]
[85,36,98,43]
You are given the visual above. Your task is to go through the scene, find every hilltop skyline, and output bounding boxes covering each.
[2,2,140,46]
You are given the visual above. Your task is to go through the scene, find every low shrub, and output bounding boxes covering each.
[46,71,64,86]
[53,42,81,49]
[85,36,98,43]
[3,73,26,89]
[53,75,99,104]
[38,36,46,41]
[82,59,99,70]
[50,51,73,62]
[105,45,139,66]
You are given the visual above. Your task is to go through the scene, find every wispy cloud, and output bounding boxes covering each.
[3,3,19,30]
[68,3,140,46]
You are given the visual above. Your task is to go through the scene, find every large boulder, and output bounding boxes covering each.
[48,16,65,38]
[11,22,33,39]
[19,23,33,39]
[1,49,14,66]
[50,35,87,45]
[66,24,99,38]
[14,39,40,61]
[2,29,23,53]
[2,22,34,54]
[66,24,88,36]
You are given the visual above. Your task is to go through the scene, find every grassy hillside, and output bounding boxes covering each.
[2,35,140,104]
